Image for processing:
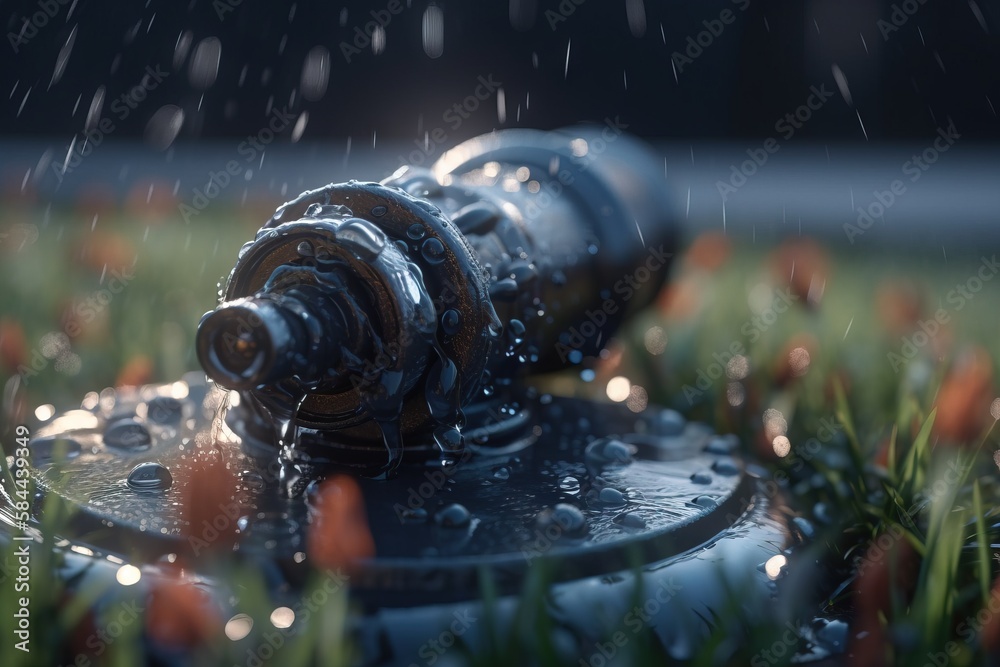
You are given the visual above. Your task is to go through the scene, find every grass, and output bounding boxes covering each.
[3,209,1000,665]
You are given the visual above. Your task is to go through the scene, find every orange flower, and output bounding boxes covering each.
[146,572,223,648]
[117,354,154,387]
[656,275,703,321]
[768,238,829,308]
[683,231,731,271]
[307,475,375,573]
[73,231,136,276]
[875,279,923,337]
[933,346,994,444]
[178,455,243,557]
[0,319,28,371]
[849,533,918,666]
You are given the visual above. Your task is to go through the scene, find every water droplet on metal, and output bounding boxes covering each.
[441,309,461,335]
[104,419,152,450]
[435,503,470,528]
[421,237,446,264]
[598,487,627,507]
[126,462,172,491]
[146,396,183,424]
[30,436,82,464]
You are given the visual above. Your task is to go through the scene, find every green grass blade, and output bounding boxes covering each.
[974,480,991,607]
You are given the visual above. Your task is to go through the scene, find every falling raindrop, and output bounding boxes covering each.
[50,26,77,87]
[145,105,185,151]
[626,0,646,37]
[831,64,852,106]
[372,25,386,55]
[85,86,105,132]
[189,37,222,90]
[509,0,537,30]
[291,111,308,142]
[423,5,444,58]
[300,47,330,101]
[173,30,193,70]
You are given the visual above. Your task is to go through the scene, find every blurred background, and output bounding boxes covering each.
[0,0,998,436]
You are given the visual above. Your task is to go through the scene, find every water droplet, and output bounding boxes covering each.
[653,409,686,436]
[536,503,587,536]
[585,438,633,468]
[506,318,526,353]
[493,467,510,480]
[598,487,627,507]
[705,434,738,455]
[559,476,580,494]
[105,419,152,450]
[407,223,426,240]
[145,105,184,151]
[441,309,461,335]
[792,516,816,539]
[435,503,470,528]
[296,240,314,256]
[690,472,712,485]
[371,205,388,217]
[711,458,739,476]
[51,26,77,86]
[126,462,172,491]
[422,4,445,58]
[300,46,330,101]
[490,278,519,301]
[85,86,105,132]
[336,218,385,258]
[691,495,717,509]
[29,436,82,464]
[146,396,183,424]
[433,425,463,453]
[421,237,446,264]
[615,512,646,529]
[188,36,222,89]
[817,619,849,652]
[399,507,428,523]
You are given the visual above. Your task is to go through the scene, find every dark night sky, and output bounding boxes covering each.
[1,0,998,144]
